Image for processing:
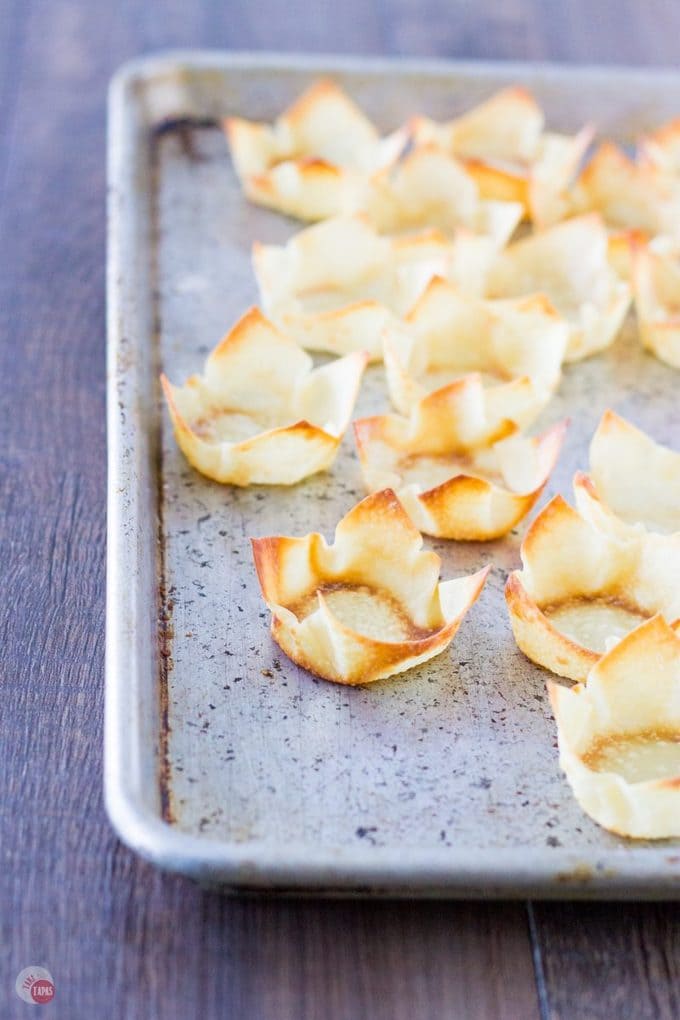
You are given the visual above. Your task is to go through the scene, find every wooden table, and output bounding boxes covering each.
[2,1,679,1016]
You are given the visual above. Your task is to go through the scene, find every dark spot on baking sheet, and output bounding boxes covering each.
[152,116,219,162]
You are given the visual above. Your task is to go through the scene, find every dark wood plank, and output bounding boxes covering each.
[529,902,680,1020]
[0,0,30,191]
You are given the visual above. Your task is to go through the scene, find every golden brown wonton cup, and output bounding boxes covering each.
[505,496,680,682]
[161,308,367,485]
[549,616,680,839]
[411,86,593,226]
[224,79,408,221]
[574,141,680,241]
[486,214,631,362]
[252,489,489,685]
[574,410,680,538]
[383,274,568,425]
[354,384,566,541]
[631,243,680,368]
[253,215,458,360]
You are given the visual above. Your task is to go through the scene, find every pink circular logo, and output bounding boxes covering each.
[15,967,55,1005]
[31,980,55,1004]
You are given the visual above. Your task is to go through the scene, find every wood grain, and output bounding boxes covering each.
[529,901,680,1020]
[1,0,679,1018]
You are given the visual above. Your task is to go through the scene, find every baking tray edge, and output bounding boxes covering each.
[105,49,680,897]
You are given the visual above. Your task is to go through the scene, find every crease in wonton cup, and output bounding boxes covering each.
[364,144,523,242]
[606,228,650,281]
[608,230,680,284]
[383,274,568,425]
[640,116,680,176]
[548,615,680,839]
[224,79,408,221]
[411,86,593,226]
[161,308,368,486]
[573,142,680,242]
[505,495,680,682]
[251,488,489,685]
[354,384,566,540]
[574,409,680,538]
[631,243,680,368]
[253,215,461,359]
[485,214,631,361]
[441,226,509,298]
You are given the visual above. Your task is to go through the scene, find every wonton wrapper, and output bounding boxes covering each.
[505,495,680,682]
[383,275,568,425]
[161,308,367,485]
[605,229,647,281]
[251,488,489,684]
[253,215,463,359]
[486,214,631,361]
[411,86,593,225]
[364,145,523,242]
[640,117,680,174]
[224,79,408,221]
[574,142,680,242]
[548,616,680,839]
[631,244,680,368]
[354,387,566,540]
[574,410,680,538]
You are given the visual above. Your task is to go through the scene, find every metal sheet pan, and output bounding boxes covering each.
[106,51,680,897]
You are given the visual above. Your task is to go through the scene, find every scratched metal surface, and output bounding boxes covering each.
[107,53,680,894]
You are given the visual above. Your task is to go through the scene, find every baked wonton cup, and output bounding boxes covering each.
[548,615,680,839]
[574,410,680,538]
[251,489,489,685]
[383,275,568,425]
[505,496,680,682]
[224,79,408,221]
[161,308,368,486]
[574,142,680,242]
[631,244,680,368]
[411,86,593,226]
[354,386,566,540]
[253,215,457,359]
[364,144,523,243]
[486,214,631,361]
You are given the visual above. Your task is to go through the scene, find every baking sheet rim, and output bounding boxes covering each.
[105,49,680,896]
